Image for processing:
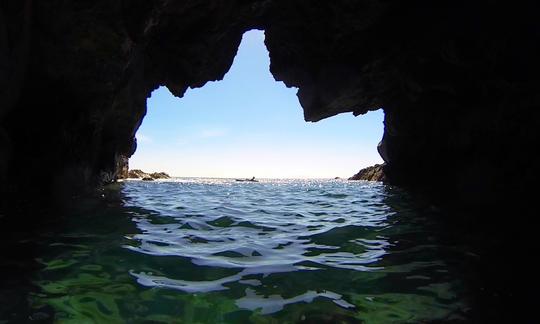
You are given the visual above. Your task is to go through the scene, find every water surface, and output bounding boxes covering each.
[26,178,470,323]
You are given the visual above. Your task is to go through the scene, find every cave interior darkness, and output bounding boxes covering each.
[1,1,538,209]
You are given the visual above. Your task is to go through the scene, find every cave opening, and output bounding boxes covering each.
[130,30,384,179]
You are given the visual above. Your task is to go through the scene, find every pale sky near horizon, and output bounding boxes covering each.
[130,30,384,179]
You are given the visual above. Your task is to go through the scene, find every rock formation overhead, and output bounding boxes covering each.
[1,0,539,210]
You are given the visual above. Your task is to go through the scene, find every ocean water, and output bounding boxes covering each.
[17,179,473,323]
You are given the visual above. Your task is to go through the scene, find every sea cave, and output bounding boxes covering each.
[1,1,539,322]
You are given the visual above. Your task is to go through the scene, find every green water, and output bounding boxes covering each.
[8,179,474,323]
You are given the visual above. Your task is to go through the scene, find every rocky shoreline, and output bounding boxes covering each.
[126,169,170,181]
[349,164,386,182]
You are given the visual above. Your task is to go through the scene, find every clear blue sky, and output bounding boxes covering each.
[130,30,384,178]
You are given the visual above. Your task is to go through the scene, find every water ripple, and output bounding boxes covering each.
[123,179,389,276]
[119,178,396,315]
[28,178,468,322]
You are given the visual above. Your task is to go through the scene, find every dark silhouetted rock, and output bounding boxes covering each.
[0,1,539,211]
[141,177,154,181]
[127,169,148,179]
[349,164,386,182]
[117,155,130,179]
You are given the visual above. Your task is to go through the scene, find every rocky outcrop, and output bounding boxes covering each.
[349,164,386,182]
[149,172,170,179]
[0,0,539,211]
[127,169,147,179]
[127,169,170,180]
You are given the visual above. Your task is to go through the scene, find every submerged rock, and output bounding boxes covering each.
[349,164,386,182]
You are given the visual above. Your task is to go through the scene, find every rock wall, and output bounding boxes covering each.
[1,0,539,210]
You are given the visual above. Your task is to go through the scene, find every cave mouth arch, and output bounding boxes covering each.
[130,30,384,179]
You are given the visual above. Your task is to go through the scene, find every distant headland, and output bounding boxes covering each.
[127,169,171,181]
